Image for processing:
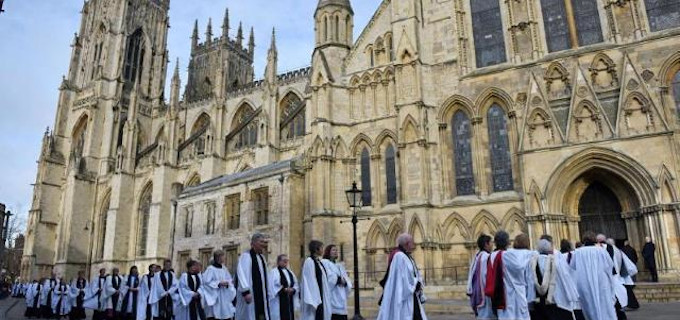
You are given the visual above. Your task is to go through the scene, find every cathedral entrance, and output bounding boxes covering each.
[577,182,628,243]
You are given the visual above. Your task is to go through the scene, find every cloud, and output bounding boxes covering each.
[0,0,381,225]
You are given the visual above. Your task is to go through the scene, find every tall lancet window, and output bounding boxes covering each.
[97,196,110,260]
[471,0,507,67]
[361,148,372,206]
[385,145,398,204]
[452,110,475,196]
[123,29,145,83]
[487,105,514,192]
[137,184,152,256]
[540,0,603,52]
[645,0,680,32]
[206,202,216,235]
[280,93,306,141]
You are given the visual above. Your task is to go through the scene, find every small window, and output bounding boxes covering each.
[224,245,239,273]
[253,188,269,226]
[199,248,213,268]
[385,145,398,204]
[205,202,216,235]
[224,194,241,230]
[360,148,372,206]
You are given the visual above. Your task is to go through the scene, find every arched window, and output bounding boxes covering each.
[645,0,680,32]
[541,0,603,52]
[673,70,680,116]
[72,116,88,159]
[361,148,372,205]
[230,104,258,150]
[280,93,306,141]
[471,0,507,68]
[191,113,211,155]
[97,196,110,260]
[487,105,514,192]
[452,110,475,196]
[335,15,340,41]
[386,34,394,62]
[137,184,152,256]
[368,47,375,67]
[324,16,329,41]
[123,29,144,83]
[385,145,397,204]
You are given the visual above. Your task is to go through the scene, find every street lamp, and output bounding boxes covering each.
[345,181,364,320]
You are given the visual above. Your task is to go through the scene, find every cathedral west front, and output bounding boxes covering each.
[22,0,680,286]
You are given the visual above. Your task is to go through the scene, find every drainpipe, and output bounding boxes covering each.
[169,199,178,265]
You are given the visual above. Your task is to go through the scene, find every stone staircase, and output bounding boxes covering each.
[635,282,680,303]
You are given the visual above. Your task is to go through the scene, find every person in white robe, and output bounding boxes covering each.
[68,271,88,320]
[118,266,141,319]
[105,267,125,318]
[569,232,617,320]
[176,260,207,320]
[321,245,352,320]
[83,268,111,320]
[301,240,332,320]
[136,264,161,320]
[203,250,237,320]
[597,235,628,320]
[376,233,427,320]
[151,260,178,320]
[528,239,580,320]
[51,277,72,318]
[236,233,272,320]
[488,233,535,320]
[607,238,639,315]
[24,279,42,318]
[466,234,494,319]
[40,272,58,318]
[269,254,299,320]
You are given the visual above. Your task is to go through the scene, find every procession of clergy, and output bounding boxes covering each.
[16,232,428,320]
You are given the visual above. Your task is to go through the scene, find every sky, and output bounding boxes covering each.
[0,0,382,228]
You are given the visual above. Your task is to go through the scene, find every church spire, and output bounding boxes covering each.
[191,19,199,53]
[170,58,181,112]
[269,27,277,54]
[265,28,278,87]
[248,27,255,59]
[222,8,230,38]
[236,22,243,48]
[205,18,213,45]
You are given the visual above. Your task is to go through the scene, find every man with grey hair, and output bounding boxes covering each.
[236,233,272,320]
[269,254,299,320]
[204,249,237,319]
[376,233,427,320]
[528,239,579,320]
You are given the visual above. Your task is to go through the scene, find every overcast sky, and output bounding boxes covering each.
[0,0,382,225]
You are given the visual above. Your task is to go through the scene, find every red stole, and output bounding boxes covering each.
[484,251,506,311]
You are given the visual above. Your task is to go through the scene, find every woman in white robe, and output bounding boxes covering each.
[466,235,494,319]
[175,260,207,320]
[301,240,332,320]
[51,278,72,318]
[321,245,352,320]
[203,250,237,320]
[269,254,300,320]
[118,266,141,319]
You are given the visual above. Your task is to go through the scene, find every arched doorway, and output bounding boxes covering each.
[578,182,628,243]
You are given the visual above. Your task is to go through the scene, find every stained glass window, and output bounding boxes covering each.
[452,111,475,196]
[361,148,372,206]
[541,0,572,52]
[487,105,514,192]
[124,29,144,83]
[385,145,397,204]
[137,185,152,256]
[645,0,680,32]
[280,93,306,141]
[233,105,258,150]
[572,0,603,46]
[471,0,507,68]
[673,70,680,118]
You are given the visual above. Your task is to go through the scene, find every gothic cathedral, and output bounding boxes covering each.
[23,0,680,285]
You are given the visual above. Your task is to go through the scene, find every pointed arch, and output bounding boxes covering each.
[311,136,326,157]
[476,87,514,115]
[123,28,146,83]
[545,62,572,97]
[366,220,388,248]
[442,212,471,243]
[408,215,426,243]
[280,91,306,141]
[96,189,112,260]
[186,173,201,187]
[440,95,476,122]
[471,210,500,238]
[501,208,527,237]
[230,102,258,149]
[387,219,404,246]
[373,70,383,83]
[401,115,420,143]
[137,182,153,256]
[658,164,678,203]
[71,113,89,159]
[350,133,374,156]
[527,180,545,215]
[375,129,398,150]
[659,51,680,86]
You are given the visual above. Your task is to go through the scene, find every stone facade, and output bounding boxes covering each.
[22,0,680,285]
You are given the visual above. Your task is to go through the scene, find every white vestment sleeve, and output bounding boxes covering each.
[237,253,253,294]
[301,257,322,309]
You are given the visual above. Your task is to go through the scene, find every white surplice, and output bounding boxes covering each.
[25,282,40,308]
[104,274,124,310]
[117,275,140,313]
[202,264,237,319]
[376,251,427,320]
[175,273,207,320]
[150,270,179,318]
[136,273,159,320]
[51,281,72,316]
[466,251,495,319]
[569,245,617,320]
[236,250,272,320]
[321,259,352,316]
[493,249,535,320]
[268,267,300,320]
[39,278,57,307]
[529,253,580,312]
[301,257,332,320]
[83,276,108,311]
[611,245,638,308]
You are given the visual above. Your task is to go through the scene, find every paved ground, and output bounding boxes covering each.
[2,297,679,319]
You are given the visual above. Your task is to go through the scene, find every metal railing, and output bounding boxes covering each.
[356,265,470,289]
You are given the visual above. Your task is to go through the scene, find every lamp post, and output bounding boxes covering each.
[345,181,364,320]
